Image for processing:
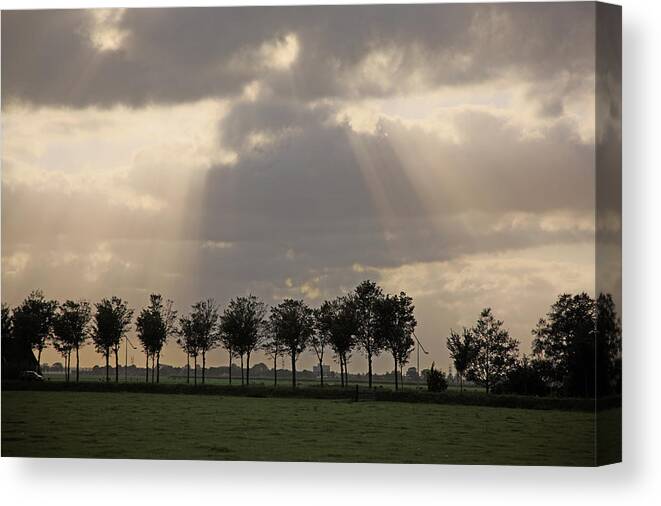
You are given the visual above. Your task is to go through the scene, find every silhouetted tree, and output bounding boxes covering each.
[311,305,334,387]
[270,299,315,389]
[596,293,622,396]
[495,355,549,396]
[262,337,282,387]
[317,296,358,387]
[187,299,220,384]
[1,303,13,339]
[446,328,477,392]
[533,292,621,397]
[353,280,385,388]
[375,292,416,390]
[12,290,58,374]
[136,294,175,384]
[92,297,134,382]
[465,308,519,393]
[177,315,198,384]
[53,300,92,383]
[219,295,267,386]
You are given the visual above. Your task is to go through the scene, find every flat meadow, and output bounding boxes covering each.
[1,390,620,465]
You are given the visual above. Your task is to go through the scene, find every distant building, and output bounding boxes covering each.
[312,364,331,377]
[406,367,419,380]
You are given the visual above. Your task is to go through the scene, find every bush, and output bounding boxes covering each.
[494,358,549,396]
[426,363,448,392]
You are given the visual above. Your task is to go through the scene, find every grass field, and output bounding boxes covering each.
[1,390,619,465]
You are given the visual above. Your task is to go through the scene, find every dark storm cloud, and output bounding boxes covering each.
[195,96,594,276]
[2,3,594,108]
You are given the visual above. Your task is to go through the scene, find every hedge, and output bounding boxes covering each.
[1,380,621,412]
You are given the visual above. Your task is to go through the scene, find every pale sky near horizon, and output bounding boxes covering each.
[1,4,614,374]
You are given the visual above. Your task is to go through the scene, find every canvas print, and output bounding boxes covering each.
[1,2,621,466]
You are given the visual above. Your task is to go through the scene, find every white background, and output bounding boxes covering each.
[0,0,658,504]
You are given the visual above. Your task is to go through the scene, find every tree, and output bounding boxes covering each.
[311,305,334,387]
[2,303,13,339]
[317,296,358,388]
[92,297,134,382]
[135,294,175,384]
[375,292,416,390]
[177,315,198,384]
[446,327,477,392]
[262,337,282,387]
[219,295,267,386]
[270,299,315,389]
[495,355,549,396]
[465,308,519,393]
[52,327,73,382]
[52,300,92,383]
[533,292,621,397]
[187,299,220,384]
[12,290,58,374]
[426,362,448,392]
[596,293,622,396]
[353,280,385,388]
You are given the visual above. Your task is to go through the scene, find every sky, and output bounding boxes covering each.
[1,3,617,374]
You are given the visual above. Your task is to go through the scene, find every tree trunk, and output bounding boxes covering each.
[76,345,80,383]
[246,352,250,385]
[240,354,244,386]
[151,354,155,383]
[145,353,149,383]
[291,352,296,389]
[115,349,119,383]
[157,352,160,383]
[65,352,70,382]
[202,351,206,384]
[194,355,198,385]
[393,356,398,391]
[460,374,463,393]
[37,346,42,375]
[340,355,349,388]
[186,353,190,384]
[319,359,324,387]
[228,349,232,385]
[368,353,373,388]
[273,354,277,387]
[106,351,110,382]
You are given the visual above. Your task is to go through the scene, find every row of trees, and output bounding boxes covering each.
[2,287,621,396]
[164,280,416,390]
[1,281,418,390]
[445,293,621,397]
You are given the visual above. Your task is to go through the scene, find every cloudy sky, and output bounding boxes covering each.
[1,3,611,373]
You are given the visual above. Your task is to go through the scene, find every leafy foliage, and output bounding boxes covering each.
[52,300,92,382]
[375,292,416,390]
[92,297,134,381]
[353,280,385,387]
[426,362,448,392]
[12,290,58,371]
[270,299,315,388]
[316,296,358,387]
[533,292,621,397]
[465,308,519,393]
[219,295,266,385]
[446,327,477,392]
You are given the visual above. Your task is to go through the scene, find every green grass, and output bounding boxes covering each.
[1,390,619,465]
